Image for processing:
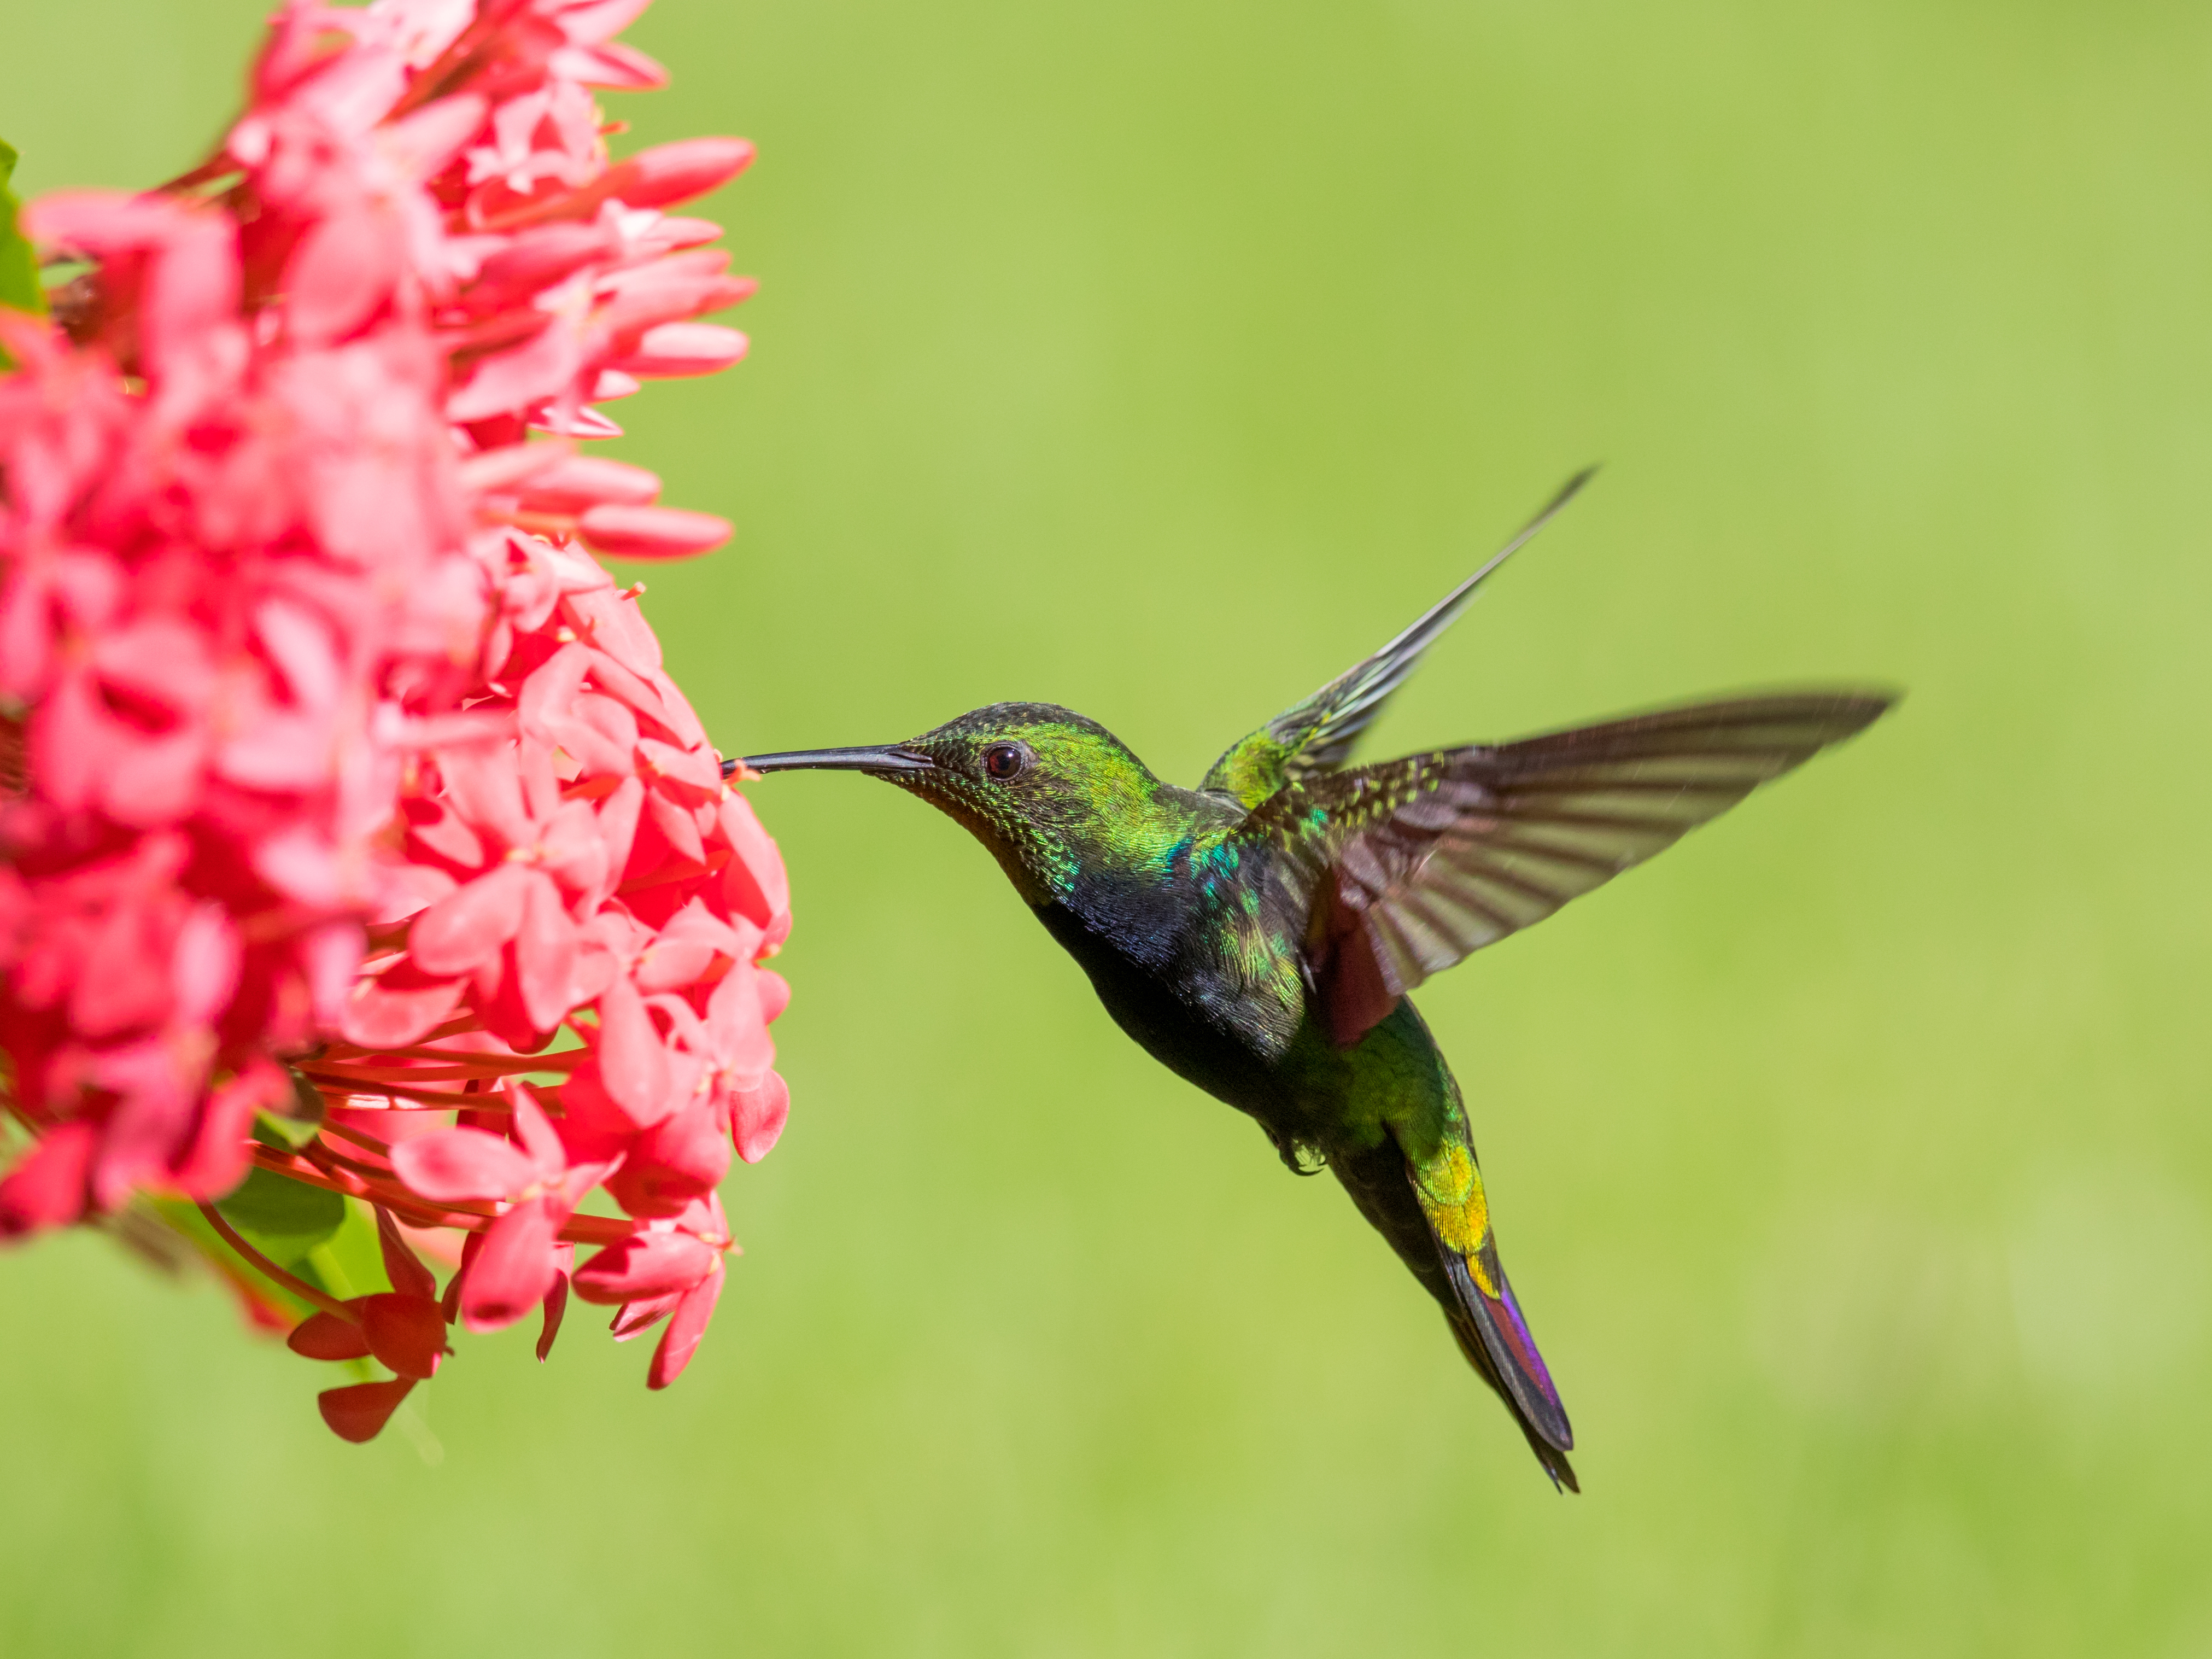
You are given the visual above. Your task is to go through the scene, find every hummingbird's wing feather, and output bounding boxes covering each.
[1249,691,1893,1047]
[1198,470,1596,810]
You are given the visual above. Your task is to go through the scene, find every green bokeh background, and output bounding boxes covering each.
[5,1,2210,1652]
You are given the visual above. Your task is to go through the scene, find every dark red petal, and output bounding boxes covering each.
[536,1271,570,1363]
[374,1205,438,1301]
[442,1227,486,1325]
[287,1310,373,1362]
[359,1293,449,1379]
[648,1260,724,1389]
[318,1378,417,1444]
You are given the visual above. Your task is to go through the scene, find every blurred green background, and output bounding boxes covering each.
[5,0,2211,1652]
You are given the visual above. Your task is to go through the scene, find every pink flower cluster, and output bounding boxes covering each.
[0,0,789,1441]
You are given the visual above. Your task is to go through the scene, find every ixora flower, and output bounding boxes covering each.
[0,0,790,1444]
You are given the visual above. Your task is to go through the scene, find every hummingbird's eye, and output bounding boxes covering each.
[982,743,1026,781]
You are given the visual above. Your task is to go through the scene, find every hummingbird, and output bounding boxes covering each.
[725,473,1892,1490]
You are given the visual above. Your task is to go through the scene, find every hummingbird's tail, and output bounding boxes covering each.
[1441,1256,1581,1494]
[1330,1136,1580,1492]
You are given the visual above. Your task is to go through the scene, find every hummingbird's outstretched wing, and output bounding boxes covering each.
[1198,470,1597,810]
[1245,691,1894,1047]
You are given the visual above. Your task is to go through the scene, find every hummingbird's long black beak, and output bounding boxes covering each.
[721,745,935,778]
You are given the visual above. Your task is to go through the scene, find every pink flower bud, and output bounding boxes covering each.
[517,455,662,513]
[605,137,756,211]
[578,505,733,560]
[611,323,748,379]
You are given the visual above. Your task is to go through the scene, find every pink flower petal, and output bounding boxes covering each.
[605,137,754,211]
[390,1127,535,1204]
[608,1290,682,1341]
[517,455,661,512]
[571,1229,717,1305]
[409,861,531,975]
[459,1197,564,1332]
[611,322,747,379]
[513,869,579,1033]
[718,792,791,947]
[605,1099,728,1217]
[508,1084,568,1185]
[0,1122,97,1237]
[286,203,403,347]
[647,1259,723,1389]
[341,973,465,1049]
[595,972,674,1125]
[730,1070,789,1165]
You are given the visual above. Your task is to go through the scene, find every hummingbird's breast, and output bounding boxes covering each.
[1031,834,1314,1120]
[1033,897,1292,1119]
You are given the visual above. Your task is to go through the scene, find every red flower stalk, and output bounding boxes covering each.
[0,0,789,1435]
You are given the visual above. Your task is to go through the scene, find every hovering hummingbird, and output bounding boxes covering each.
[725,473,1891,1489]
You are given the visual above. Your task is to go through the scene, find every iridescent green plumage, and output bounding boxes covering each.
[737,480,1893,1489]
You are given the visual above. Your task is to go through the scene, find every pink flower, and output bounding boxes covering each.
[572,1189,732,1388]
[1,0,792,1440]
[390,1086,609,1334]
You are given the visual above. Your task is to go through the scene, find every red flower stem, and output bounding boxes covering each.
[558,1213,639,1245]
[303,1078,504,1109]
[318,1044,587,1072]
[311,1118,397,1159]
[308,1064,519,1085]
[236,1144,639,1246]
[195,1203,358,1322]
[247,1144,487,1230]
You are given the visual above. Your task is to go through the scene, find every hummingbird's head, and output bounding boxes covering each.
[733,703,1189,906]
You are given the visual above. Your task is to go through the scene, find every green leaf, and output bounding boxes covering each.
[214,1167,347,1267]
[1,137,48,373]
[309,1198,393,1300]
[144,1196,320,1321]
